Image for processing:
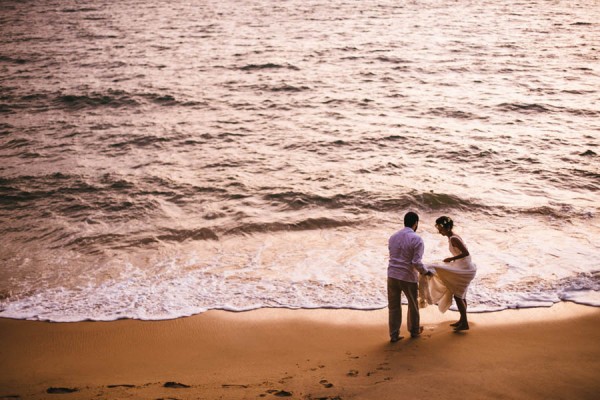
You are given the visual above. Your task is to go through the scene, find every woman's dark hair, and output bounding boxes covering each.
[435,216,453,230]
[404,211,419,227]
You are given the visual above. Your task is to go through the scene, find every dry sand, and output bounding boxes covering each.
[1,302,599,400]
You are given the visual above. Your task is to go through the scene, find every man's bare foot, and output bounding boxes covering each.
[390,335,404,343]
[411,326,424,338]
[449,321,461,327]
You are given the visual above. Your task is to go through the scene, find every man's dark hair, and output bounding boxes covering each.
[404,211,419,227]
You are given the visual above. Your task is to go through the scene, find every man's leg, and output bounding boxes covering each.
[387,278,403,341]
[400,280,421,337]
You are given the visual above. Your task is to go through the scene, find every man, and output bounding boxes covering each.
[387,211,431,342]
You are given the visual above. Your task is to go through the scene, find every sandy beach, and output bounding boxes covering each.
[1,302,599,400]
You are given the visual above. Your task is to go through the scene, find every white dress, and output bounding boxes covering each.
[419,234,477,312]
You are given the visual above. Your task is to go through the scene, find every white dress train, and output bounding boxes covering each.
[419,234,477,313]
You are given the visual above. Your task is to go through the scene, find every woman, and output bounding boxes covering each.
[420,216,477,331]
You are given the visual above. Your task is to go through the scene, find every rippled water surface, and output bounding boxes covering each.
[1,0,599,321]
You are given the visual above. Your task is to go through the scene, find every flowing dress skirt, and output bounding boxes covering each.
[419,256,476,312]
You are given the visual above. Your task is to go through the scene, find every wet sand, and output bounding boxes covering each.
[1,302,599,399]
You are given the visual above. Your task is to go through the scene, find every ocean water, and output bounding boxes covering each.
[0,0,598,322]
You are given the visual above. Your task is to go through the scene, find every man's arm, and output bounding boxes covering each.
[412,239,431,275]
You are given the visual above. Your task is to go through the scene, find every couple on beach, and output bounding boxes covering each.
[387,211,477,342]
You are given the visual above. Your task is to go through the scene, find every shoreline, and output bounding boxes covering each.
[1,302,599,399]
[2,298,599,323]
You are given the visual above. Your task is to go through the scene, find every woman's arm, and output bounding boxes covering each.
[443,237,470,262]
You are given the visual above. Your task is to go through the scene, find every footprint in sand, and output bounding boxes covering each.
[319,379,334,388]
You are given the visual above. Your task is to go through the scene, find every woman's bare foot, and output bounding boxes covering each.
[453,322,469,331]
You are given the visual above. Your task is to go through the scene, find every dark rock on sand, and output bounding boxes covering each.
[163,382,190,388]
[46,387,78,394]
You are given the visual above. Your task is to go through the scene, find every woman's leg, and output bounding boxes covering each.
[453,295,469,330]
